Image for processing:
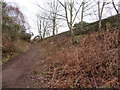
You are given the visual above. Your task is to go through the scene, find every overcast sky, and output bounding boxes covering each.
[5,0,119,39]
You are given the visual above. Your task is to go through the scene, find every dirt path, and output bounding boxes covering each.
[2,44,39,88]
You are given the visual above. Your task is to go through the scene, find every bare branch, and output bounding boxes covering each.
[112,0,119,14]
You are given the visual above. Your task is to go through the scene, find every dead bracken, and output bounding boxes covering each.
[36,29,119,88]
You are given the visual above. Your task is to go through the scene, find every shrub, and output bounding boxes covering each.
[18,33,31,42]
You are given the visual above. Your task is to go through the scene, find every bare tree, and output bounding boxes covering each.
[58,0,82,44]
[42,19,50,39]
[112,0,120,29]
[97,0,106,31]
[36,0,60,41]
[119,0,120,30]
[36,15,43,40]
[0,1,2,36]
[118,0,120,13]
[59,0,74,43]
[112,0,119,14]
[51,0,58,41]
[80,0,85,31]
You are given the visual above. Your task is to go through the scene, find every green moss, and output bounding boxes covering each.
[73,35,83,44]
[99,30,106,35]
[48,51,52,56]
[33,70,52,75]
[2,57,9,64]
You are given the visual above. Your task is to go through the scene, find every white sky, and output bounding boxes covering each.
[5,0,119,39]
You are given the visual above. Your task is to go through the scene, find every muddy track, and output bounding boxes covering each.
[2,44,39,88]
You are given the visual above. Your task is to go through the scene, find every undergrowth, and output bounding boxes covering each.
[35,29,119,88]
[2,39,29,64]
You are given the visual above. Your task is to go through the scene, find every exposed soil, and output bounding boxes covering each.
[2,44,39,88]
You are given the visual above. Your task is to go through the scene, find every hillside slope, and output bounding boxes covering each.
[46,14,119,39]
[31,28,119,88]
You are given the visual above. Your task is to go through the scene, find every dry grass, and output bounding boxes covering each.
[36,29,119,88]
[2,37,29,63]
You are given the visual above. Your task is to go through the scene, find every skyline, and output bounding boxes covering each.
[5,0,119,39]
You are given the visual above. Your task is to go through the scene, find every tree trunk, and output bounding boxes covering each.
[112,0,119,14]
[53,17,56,41]
[81,1,84,31]
[43,28,46,39]
[118,1,120,30]
[98,1,101,31]
[70,1,75,44]
[70,25,74,44]
[99,17,102,31]
[98,1,105,31]
[118,0,120,13]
